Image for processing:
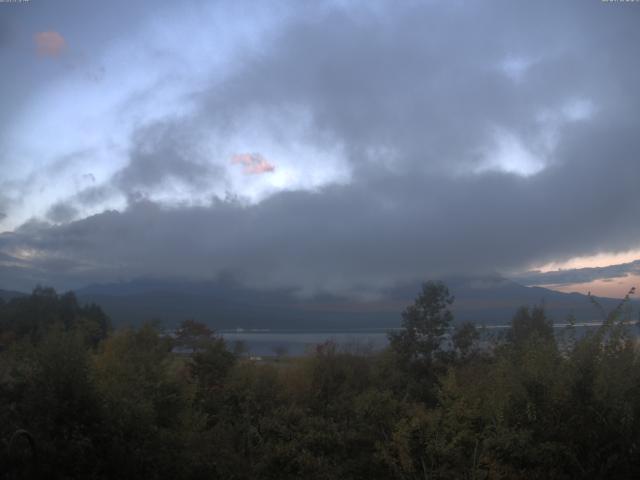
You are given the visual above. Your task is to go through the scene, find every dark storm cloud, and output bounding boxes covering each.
[74,184,116,207]
[41,119,228,222]
[0,149,98,229]
[113,120,224,196]
[3,151,640,294]
[46,202,79,223]
[2,0,640,293]
[0,194,10,226]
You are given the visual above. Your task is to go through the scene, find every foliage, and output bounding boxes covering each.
[387,281,455,402]
[452,321,480,360]
[1,284,640,479]
[0,286,110,347]
[389,281,454,363]
[508,305,554,347]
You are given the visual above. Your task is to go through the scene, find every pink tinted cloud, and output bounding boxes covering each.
[34,31,66,57]
[231,153,276,175]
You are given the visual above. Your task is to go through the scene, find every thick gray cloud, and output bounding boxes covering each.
[197,1,640,176]
[2,154,640,295]
[113,120,225,197]
[1,0,640,294]
[46,202,79,223]
[0,193,8,220]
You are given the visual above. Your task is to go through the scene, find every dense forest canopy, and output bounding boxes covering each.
[1,283,639,479]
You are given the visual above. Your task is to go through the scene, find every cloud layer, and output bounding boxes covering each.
[1,0,639,295]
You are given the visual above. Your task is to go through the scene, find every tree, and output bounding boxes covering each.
[0,287,110,348]
[93,323,189,478]
[452,322,480,360]
[388,281,454,364]
[175,319,214,353]
[386,281,455,402]
[507,305,553,347]
[233,340,248,357]
[191,338,236,396]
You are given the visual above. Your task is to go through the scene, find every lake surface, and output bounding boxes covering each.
[220,330,390,356]
[219,322,638,356]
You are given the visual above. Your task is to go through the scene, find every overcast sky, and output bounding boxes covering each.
[1,0,639,297]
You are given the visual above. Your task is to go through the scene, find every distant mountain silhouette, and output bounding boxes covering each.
[0,289,27,302]
[444,275,634,325]
[73,275,638,330]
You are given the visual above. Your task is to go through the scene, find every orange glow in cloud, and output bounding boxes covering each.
[543,274,640,299]
[528,249,640,298]
[535,249,640,272]
[34,31,66,57]
[231,153,275,175]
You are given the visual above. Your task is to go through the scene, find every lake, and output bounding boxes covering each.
[219,322,637,356]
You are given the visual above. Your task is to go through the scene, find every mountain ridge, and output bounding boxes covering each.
[71,276,637,330]
[4,277,635,330]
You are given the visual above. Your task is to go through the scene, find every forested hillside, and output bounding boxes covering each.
[1,283,639,479]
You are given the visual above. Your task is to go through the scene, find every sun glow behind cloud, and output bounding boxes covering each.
[232,153,276,175]
[523,249,640,298]
[476,128,545,177]
[472,94,596,178]
[535,249,640,273]
[543,275,640,299]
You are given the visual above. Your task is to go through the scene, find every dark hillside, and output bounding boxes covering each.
[74,276,636,329]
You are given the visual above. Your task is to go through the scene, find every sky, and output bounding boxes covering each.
[0,0,639,298]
